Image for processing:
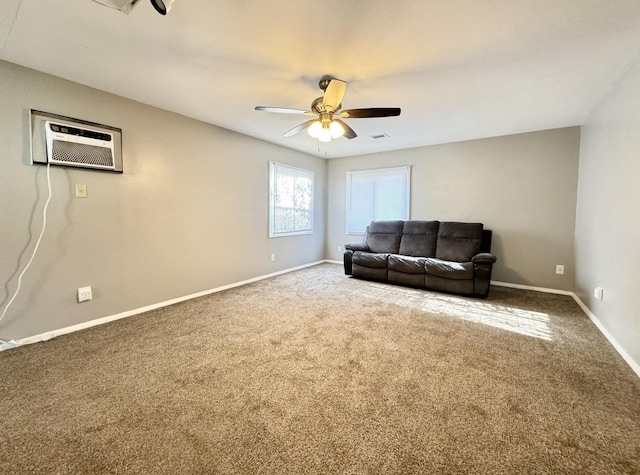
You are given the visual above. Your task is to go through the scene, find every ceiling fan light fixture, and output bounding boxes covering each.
[318,129,332,143]
[307,120,323,139]
[329,120,345,139]
[317,122,332,143]
[150,0,174,14]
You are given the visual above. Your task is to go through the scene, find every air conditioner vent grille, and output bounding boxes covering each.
[51,140,115,169]
[44,119,118,171]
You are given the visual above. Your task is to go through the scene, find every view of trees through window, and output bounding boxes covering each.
[269,162,314,237]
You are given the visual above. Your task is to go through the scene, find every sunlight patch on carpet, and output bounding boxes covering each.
[364,284,552,341]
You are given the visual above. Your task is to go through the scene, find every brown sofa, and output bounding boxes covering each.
[343,220,496,298]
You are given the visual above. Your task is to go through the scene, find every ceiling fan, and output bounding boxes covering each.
[255,76,401,143]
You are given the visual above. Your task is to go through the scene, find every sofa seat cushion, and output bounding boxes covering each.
[388,254,427,274]
[435,222,483,262]
[424,258,474,280]
[352,251,389,269]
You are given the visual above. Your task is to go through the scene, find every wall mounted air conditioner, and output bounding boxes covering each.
[30,110,123,173]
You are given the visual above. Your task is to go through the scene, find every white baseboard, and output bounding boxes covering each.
[492,280,640,379]
[1,260,326,352]
[570,294,640,378]
[491,280,574,295]
[325,259,342,265]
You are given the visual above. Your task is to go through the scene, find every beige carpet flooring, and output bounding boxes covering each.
[1,263,639,474]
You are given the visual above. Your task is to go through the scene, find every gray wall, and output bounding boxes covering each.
[576,57,640,368]
[0,60,326,340]
[327,128,581,290]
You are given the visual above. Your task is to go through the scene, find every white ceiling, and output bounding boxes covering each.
[2,0,640,158]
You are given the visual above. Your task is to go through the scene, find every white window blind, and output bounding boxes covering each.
[346,166,410,234]
[269,161,314,237]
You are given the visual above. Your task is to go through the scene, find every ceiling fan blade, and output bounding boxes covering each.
[255,106,313,115]
[334,119,357,139]
[338,108,401,118]
[282,119,317,137]
[322,79,347,112]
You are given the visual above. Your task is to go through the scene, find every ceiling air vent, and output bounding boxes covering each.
[91,0,142,14]
[370,133,391,140]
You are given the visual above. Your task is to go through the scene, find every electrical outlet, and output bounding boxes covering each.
[594,287,604,301]
[338,245,342,252]
[270,253,276,262]
[77,286,92,303]
[555,265,565,275]
[75,184,87,198]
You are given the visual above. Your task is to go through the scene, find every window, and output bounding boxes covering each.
[346,166,410,234]
[269,161,314,237]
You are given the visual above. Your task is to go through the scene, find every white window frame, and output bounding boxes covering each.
[269,161,314,238]
[346,166,411,235]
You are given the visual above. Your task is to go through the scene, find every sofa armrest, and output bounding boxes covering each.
[345,243,370,252]
[472,253,495,298]
[471,253,496,264]
[343,250,354,275]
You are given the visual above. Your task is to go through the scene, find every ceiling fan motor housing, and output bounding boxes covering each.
[312,96,342,114]
[318,76,336,92]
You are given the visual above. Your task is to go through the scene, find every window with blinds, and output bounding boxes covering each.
[346,166,410,234]
[269,161,314,237]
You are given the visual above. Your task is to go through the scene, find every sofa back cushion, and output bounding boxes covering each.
[399,221,439,257]
[435,222,483,262]
[365,220,404,253]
